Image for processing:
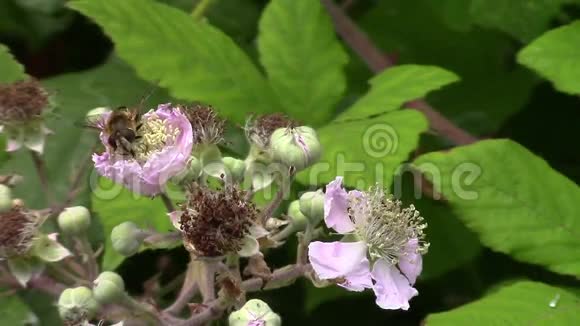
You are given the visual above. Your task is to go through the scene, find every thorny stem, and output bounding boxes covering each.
[259,184,288,225]
[164,252,200,316]
[199,260,217,303]
[120,294,164,324]
[77,236,99,281]
[191,0,215,20]
[47,263,91,286]
[29,151,56,207]
[320,0,478,146]
[27,275,67,296]
[160,192,176,213]
[180,264,309,325]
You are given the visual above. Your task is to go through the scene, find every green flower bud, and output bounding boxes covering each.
[93,271,126,304]
[0,184,13,213]
[270,126,321,171]
[229,299,281,326]
[299,190,324,226]
[197,144,224,178]
[58,286,99,322]
[111,222,145,256]
[287,200,307,232]
[57,206,91,235]
[223,157,245,182]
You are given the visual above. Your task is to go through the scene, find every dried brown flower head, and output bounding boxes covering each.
[0,79,49,123]
[245,113,296,148]
[182,104,225,144]
[0,207,37,258]
[179,185,257,257]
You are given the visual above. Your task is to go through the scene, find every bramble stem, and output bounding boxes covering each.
[191,0,216,20]
[29,151,56,206]
[320,0,478,146]
[77,236,99,281]
[164,252,200,316]
[160,192,176,213]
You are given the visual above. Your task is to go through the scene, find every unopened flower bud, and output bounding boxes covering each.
[111,222,145,256]
[228,299,281,326]
[0,184,12,213]
[287,200,307,232]
[57,206,91,235]
[93,271,125,304]
[58,286,99,322]
[223,157,245,182]
[299,190,324,226]
[270,126,321,171]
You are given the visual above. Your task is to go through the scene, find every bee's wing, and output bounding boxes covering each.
[77,107,112,130]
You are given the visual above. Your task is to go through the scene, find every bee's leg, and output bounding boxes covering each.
[119,137,135,157]
[135,136,142,140]
[136,123,143,131]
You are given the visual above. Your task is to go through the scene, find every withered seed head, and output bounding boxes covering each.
[245,113,296,148]
[182,104,225,144]
[0,207,37,258]
[179,185,257,257]
[0,79,49,123]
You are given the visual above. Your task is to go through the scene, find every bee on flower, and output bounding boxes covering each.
[308,177,429,310]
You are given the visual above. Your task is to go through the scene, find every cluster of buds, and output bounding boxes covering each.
[81,100,428,324]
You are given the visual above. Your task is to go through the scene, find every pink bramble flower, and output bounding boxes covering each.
[92,103,193,196]
[308,177,429,310]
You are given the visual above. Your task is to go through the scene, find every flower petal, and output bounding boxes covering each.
[324,177,355,233]
[168,211,183,230]
[308,241,369,281]
[237,235,260,257]
[338,257,373,292]
[371,259,418,310]
[398,238,422,285]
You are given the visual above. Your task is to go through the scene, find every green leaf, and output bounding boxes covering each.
[335,65,459,121]
[70,0,279,123]
[414,139,580,276]
[0,293,32,325]
[427,281,580,325]
[1,57,169,209]
[518,21,580,95]
[297,110,428,188]
[429,0,572,43]
[92,177,175,271]
[258,0,347,125]
[469,0,568,43]
[394,173,482,280]
[0,43,26,83]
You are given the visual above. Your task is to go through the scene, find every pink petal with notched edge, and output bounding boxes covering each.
[168,211,183,230]
[338,256,373,292]
[324,177,355,234]
[398,238,422,285]
[371,259,418,310]
[308,241,371,291]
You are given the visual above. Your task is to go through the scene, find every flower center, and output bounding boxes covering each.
[133,113,179,163]
[349,188,428,264]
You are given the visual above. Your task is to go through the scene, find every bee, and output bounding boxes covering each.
[83,106,143,157]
